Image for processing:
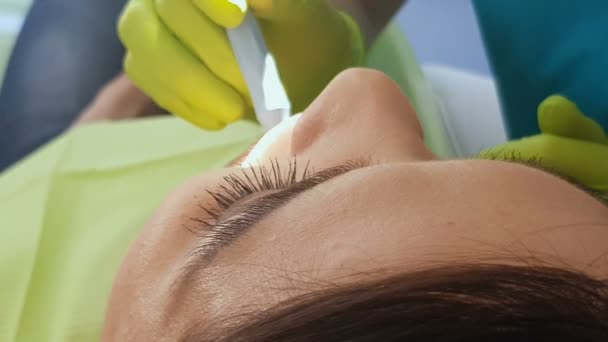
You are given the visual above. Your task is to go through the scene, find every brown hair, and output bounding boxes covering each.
[185,263,608,341]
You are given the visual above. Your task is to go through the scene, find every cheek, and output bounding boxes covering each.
[104,192,202,336]
[104,171,230,336]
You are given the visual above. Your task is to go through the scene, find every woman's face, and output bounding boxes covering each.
[103,69,608,340]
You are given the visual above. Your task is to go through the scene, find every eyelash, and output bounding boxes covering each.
[479,150,608,204]
[199,150,554,227]
[478,150,543,165]
[192,159,312,231]
[181,159,368,266]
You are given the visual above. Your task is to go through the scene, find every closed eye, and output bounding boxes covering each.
[480,152,607,205]
[183,159,368,273]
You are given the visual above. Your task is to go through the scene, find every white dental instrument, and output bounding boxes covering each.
[227,12,292,130]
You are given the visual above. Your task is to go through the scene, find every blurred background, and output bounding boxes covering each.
[397,0,490,77]
[0,0,491,83]
[0,0,27,80]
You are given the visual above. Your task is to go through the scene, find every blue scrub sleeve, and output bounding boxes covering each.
[473,0,608,139]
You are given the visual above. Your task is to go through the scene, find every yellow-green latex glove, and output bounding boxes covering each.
[118,0,364,129]
[481,95,608,192]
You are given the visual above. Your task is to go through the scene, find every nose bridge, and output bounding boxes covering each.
[290,69,435,164]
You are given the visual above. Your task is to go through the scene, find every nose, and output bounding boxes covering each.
[292,68,436,166]
[244,68,437,168]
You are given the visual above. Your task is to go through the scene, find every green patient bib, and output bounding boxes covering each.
[0,118,263,341]
[0,22,449,341]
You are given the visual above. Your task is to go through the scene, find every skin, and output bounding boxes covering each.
[71,73,161,127]
[102,68,608,341]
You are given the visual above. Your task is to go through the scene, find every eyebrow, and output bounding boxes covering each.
[174,161,367,290]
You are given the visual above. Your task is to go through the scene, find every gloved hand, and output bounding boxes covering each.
[118,0,364,129]
[481,95,608,192]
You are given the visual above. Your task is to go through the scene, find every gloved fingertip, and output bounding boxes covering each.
[194,0,247,28]
[538,95,579,133]
[538,95,608,144]
[538,94,577,118]
[189,114,226,130]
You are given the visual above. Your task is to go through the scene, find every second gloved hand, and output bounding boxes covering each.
[481,95,608,192]
[118,0,364,129]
